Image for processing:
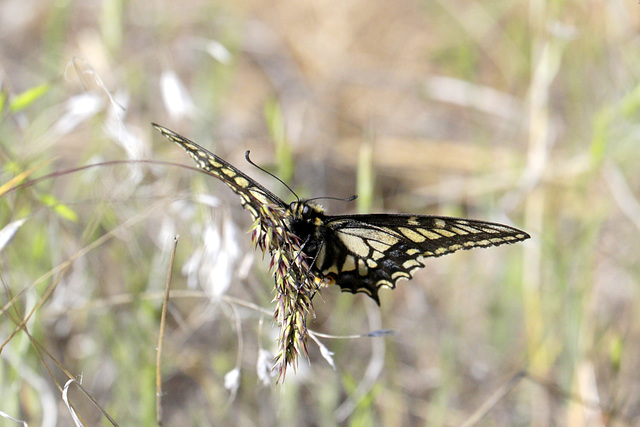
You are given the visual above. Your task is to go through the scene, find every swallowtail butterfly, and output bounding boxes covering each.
[154,124,530,304]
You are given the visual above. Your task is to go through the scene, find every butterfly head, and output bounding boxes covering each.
[288,201,324,224]
[287,201,326,245]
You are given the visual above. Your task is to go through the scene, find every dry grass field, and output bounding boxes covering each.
[1,0,640,425]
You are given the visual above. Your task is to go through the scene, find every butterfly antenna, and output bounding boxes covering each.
[306,194,358,203]
[245,151,300,202]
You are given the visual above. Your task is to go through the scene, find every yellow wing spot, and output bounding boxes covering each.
[375,232,400,245]
[221,168,236,177]
[339,234,370,258]
[407,248,421,256]
[481,227,500,234]
[476,239,491,246]
[455,224,482,233]
[391,271,410,280]
[434,247,448,255]
[358,287,374,297]
[402,259,422,269]
[490,238,505,244]
[342,255,357,272]
[407,216,420,226]
[449,227,468,235]
[398,227,426,243]
[376,279,394,289]
[250,190,273,205]
[433,219,447,228]
[372,250,385,261]
[463,241,477,247]
[358,259,368,276]
[234,176,250,188]
[324,264,339,275]
[342,227,400,246]
[417,229,442,240]
[435,229,456,238]
[368,240,391,252]
[448,244,462,251]
[366,258,378,268]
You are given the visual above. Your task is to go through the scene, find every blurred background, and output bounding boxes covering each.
[1,0,639,425]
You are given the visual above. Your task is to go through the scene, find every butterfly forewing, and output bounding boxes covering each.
[315,214,530,303]
[153,123,286,221]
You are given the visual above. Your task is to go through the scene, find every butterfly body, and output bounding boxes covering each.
[153,124,530,304]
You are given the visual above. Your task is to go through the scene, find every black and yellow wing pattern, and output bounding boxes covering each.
[152,123,286,222]
[313,214,529,303]
[154,124,530,304]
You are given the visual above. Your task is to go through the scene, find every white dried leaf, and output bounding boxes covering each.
[160,70,196,120]
[204,40,232,64]
[310,333,335,370]
[224,368,240,393]
[190,37,232,64]
[53,93,104,135]
[318,341,336,370]
[256,349,275,386]
[0,218,26,252]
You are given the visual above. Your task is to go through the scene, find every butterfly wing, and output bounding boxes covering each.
[314,214,530,304]
[154,124,530,305]
[153,124,286,219]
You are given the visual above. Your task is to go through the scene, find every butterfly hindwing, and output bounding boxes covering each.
[315,214,530,303]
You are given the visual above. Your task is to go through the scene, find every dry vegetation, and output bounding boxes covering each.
[1,0,640,425]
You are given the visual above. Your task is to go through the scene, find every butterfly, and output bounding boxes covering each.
[153,124,530,304]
